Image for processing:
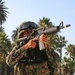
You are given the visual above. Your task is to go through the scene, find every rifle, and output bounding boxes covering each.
[17,21,71,50]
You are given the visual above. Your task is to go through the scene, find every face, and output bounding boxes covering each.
[22,29,32,37]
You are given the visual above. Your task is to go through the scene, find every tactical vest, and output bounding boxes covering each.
[18,42,48,64]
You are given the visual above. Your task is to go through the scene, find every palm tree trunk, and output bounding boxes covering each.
[1,60,8,75]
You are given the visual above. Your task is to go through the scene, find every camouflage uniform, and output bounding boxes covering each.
[6,42,53,75]
[6,21,59,75]
[6,40,60,75]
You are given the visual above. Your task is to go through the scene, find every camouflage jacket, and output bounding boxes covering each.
[6,42,59,75]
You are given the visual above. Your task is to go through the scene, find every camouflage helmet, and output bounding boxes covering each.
[17,21,37,38]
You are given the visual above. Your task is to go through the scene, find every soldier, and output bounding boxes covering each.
[6,21,58,75]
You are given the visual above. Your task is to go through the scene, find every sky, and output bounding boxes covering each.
[2,0,75,57]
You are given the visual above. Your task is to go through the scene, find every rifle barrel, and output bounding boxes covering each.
[63,24,71,28]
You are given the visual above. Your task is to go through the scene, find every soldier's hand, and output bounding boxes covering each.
[24,38,38,50]
[39,34,48,48]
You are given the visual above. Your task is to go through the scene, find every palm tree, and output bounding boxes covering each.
[0,25,4,32]
[55,35,67,74]
[11,27,18,41]
[38,17,53,28]
[0,0,8,25]
[0,32,11,75]
[65,44,75,75]
[56,35,67,52]
[65,44,75,60]
[11,27,18,47]
[0,32,11,53]
[62,57,69,75]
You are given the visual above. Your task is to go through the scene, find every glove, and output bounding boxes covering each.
[24,38,38,50]
[39,34,48,48]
